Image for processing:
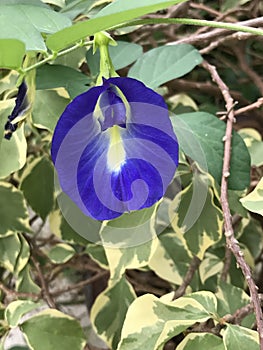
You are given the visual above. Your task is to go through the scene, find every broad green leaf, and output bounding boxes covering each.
[128,44,202,89]
[91,277,136,350]
[100,205,158,280]
[47,0,186,51]
[216,282,255,328]
[239,217,263,260]
[54,191,102,243]
[5,300,42,328]
[0,182,31,236]
[170,172,223,259]
[199,253,224,284]
[85,243,109,269]
[149,232,192,286]
[36,64,90,99]
[171,112,251,190]
[60,0,110,20]
[49,209,89,245]
[240,178,263,216]
[20,157,54,220]
[32,89,70,131]
[239,128,263,167]
[0,39,25,70]
[118,292,216,350]
[0,5,71,51]
[0,100,27,179]
[16,265,40,294]
[0,233,21,273]
[86,41,143,76]
[177,333,224,350]
[47,243,75,264]
[20,309,86,350]
[222,324,259,350]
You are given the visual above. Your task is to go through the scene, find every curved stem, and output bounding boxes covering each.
[110,17,263,36]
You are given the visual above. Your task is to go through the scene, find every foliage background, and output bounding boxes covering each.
[0,0,263,350]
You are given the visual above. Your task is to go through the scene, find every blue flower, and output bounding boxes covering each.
[4,81,29,140]
[51,77,178,221]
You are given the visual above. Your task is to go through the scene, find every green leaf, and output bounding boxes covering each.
[239,128,263,167]
[20,157,54,220]
[16,265,40,294]
[36,64,90,99]
[240,178,263,216]
[32,89,70,131]
[118,292,216,350]
[0,182,31,236]
[47,0,186,51]
[15,234,30,274]
[0,233,21,273]
[0,39,25,70]
[171,112,251,190]
[86,41,143,76]
[176,333,224,350]
[199,253,224,284]
[170,172,223,259]
[239,218,263,260]
[0,4,71,51]
[47,243,75,264]
[0,100,27,179]
[91,277,136,350]
[20,309,86,350]
[216,282,255,328]
[128,44,202,89]
[5,300,42,328]
[149,232,192,285]
[222,324,259,350]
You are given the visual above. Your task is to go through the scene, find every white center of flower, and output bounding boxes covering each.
[107,125,126,172]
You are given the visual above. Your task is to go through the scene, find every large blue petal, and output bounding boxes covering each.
[52,77,179,221]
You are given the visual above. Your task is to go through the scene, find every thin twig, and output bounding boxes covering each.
[31,256,57,309]
[0,282,40,300]
[173,256,201,300]
[202,60,263,349]
[235,97,263,115]
[51,270,109,297]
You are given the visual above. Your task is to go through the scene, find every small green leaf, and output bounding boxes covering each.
[20,157,54,221]
[222,324,259,350]
[0,233,21,273]
[239,128,263,167]
[170,172,223,259]
[0,39,25,70]
[240,178,263,216]
[36,65,90,99]
[128,44,202,89]
[91,277,136,350]
[177,333,224,350]
[0,100,27,179]
[216,282,255,328]
[0,4,71,51]
[32,89,70,131]
[16,265,40,294]
[5,300,42,328]
[20,309,86,350]
[199,253,224,284]
[0,182,31,236]
[171,112,251,190]
[47,0,186,51]
[48,243,75,264]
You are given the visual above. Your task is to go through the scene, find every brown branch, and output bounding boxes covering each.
[235,97,263,115]
[173,256,201,300]
[51,270,109,297]
[0,282,40,301]
[202,60,263,349]
[31,256,56,309]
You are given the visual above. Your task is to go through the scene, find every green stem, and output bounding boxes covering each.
[21,40,93,74]
[110,18,263,36]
